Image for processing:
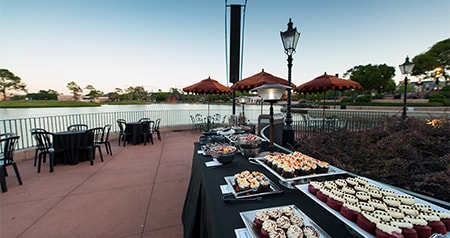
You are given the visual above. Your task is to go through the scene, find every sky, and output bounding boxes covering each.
[1,0,449,95]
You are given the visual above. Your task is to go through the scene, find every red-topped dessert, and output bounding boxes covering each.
[375,221,404,238]
[433,209,450,231]
[327,194,345,211]
[391,218,418,238]
[418,213,447,235]
[404,215,432,238]
[307,181,323,195]
[340,202,361,222]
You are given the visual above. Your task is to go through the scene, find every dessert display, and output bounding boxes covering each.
[263,152,330,178]
[224,170,282,199]
[209,144,237,164]
[297,176,450,238]
[239,205,330,238]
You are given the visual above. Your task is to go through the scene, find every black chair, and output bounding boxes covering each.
[138,118,151,122]
[153,118,161,141]
[117,119,127,147]
[31,131,62,173]
[98,124,112,156]
[0,134,22,192]
[30,128,47,166]
[79,127,104,165]
[67,124,88,131]
[141,120,154,145]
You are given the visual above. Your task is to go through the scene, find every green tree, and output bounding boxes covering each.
[66,81,83,99]
[0,69,27,100]
[27,89,58,100]
[85,85,103,100]
[344,64,396,93]
[412,38,450,85]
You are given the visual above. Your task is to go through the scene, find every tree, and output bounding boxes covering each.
[344,64,396,93]
[26,89,58,100]
[66,81,82,100]
[0,69,27,100]
[84,85,103,100]
[412,38,450,85]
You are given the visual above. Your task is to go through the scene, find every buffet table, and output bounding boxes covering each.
[182,143,355,238]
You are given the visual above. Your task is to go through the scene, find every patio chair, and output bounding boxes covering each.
[138,118,151,122]
[31,130,63,173]
[141,120,155,145]
[78,127,104,165]
[117,119,127,146]
[0,134,22,192]
[97,124,112,156]
[30,128,48,166]
[152,118,161,141]
[67,124,88,131]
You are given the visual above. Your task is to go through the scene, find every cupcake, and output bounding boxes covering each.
[383,196,401,208]
[357,211,380,234]
[354,184,369,193]
[369,199,388,211]
[327,194,345,211]
[268,208,283,220]
[340,202,361,222]
[290,214,304,228]
[404,215,432,238]
[316,188,332,203]
[286,224,303,238]
[269,227,286,238]
[276,215,291,230]
[303,225,319,238]
[368,189,383,200]
[261,219,277,238]
[342,193,358,204]
[418,213,447,235]
[345,177,358,187]
[254,210,270,228]
[282,206,295,217]
[307,181,323,195]
[259,178,271,192]
[433,209,450,231]
[341,186,356,195]
[381,188,397,197]
[386,207,405,220]
[356,191,370,202]
[375,221,403,238]
[397,195,415,206]
[390,218,417,238]
[315,161,329,174]
[399,205,419,217]
[358,201,375,213]
[354,176,369,186]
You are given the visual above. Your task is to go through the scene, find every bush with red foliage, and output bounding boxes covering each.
[293,116,450,202]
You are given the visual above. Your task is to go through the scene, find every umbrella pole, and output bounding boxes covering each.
[207,96,211,131]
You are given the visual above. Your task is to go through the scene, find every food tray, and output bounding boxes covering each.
[239,204,331,238]
[224,176,283,199]
[252,157,348,185]
[296,178,450,238]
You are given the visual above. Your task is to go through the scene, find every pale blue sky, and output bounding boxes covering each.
[1,0,449,95]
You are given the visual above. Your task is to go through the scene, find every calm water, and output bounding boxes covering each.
[0,103,283,121]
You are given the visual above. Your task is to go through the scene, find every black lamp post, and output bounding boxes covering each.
[238,96,248,125]
[252,84,291,153]
[398,56,415,120]
[280,18,300,146]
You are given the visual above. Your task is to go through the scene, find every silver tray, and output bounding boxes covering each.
[239,204,331,238]
[252,157,348,185]
[296,178,450,238]
[224,175,283,199]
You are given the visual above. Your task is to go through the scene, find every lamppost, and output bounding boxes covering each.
[252,84,291,153]
[398,56,415,120]
[238,96,248,125]
[280,18,300,146]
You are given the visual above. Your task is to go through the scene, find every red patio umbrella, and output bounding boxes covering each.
[297,73,363,116]
[183,77,232,130]
[296,73,363,93]
[232,69,296,91]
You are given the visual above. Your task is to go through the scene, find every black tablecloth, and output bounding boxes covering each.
[182,143,354,238]
[125,122,150,145]
[53,130,90,165]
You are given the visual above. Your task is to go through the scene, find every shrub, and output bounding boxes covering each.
[293,116,450,202]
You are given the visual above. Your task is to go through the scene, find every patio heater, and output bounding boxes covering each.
[398,56,415,120]
[280,18,300,146]
[238,96,248,125]
[252,84,291,153]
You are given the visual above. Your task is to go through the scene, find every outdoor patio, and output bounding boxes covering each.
[1,130,201,238]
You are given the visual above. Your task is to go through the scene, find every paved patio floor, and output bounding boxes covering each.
[1,130,201,238]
